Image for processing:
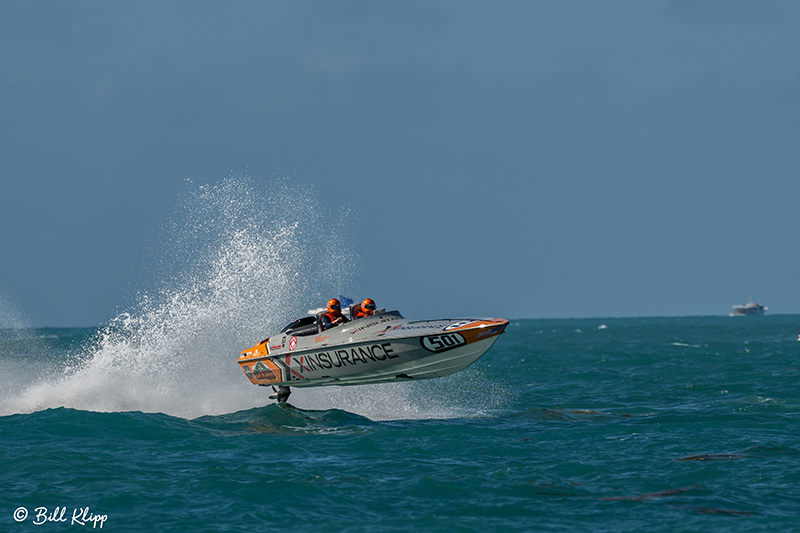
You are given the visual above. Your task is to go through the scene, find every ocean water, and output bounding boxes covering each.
[2,178,799,530]
[2,315,799,532]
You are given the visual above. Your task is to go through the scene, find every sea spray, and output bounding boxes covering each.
[0,292,28,330]
[0,293,48,400]
[4,176,361,418]
[1,176,495,421]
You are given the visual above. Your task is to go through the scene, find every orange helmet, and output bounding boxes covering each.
[362,298,376,314]
[327,298,342,313]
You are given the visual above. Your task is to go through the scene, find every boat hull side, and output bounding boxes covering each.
[238,320,507,388]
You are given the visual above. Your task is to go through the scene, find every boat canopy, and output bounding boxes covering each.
[280,316,319,337]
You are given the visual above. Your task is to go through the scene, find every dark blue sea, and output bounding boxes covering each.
[2,315,799,531]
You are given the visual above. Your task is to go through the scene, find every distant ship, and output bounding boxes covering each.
[729,302,767,317]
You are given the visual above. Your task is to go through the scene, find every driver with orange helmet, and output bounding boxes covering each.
[320,298,349,331]
[354,298,377,319]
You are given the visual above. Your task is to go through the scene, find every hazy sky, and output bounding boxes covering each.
[2,1,799,327]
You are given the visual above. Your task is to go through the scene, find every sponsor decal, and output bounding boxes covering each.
[281,336,286,348]
[421,332,467,352]
[396,324,447,331]
[314,335,329,343]
[378,324,403,336]
[270,344,282,351]
[282,343,398,374]
[287,354,305,379]
[252,361,277,381]
[354,315,402,332]
[258,343,399,383]
[289,336,298,351]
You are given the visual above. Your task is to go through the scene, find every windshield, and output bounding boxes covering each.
[280,316,318,335]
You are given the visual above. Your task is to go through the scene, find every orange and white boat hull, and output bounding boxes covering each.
[238,313,508,389]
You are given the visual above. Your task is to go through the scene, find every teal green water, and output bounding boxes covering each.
[2,316,799,531]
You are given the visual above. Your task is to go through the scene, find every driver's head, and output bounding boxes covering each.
[361,298,376,316]
[327,298,342,316]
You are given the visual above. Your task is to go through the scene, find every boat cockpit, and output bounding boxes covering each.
[278,306,390,337]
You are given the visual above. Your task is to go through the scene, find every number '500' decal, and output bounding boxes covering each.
[421,332,466,352]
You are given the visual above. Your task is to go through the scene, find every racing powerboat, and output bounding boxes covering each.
[237,306,508,402]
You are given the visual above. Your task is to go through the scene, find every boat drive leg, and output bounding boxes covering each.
[269,386,291,403]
